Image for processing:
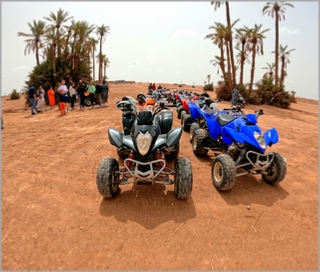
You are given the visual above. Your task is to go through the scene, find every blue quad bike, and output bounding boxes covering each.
[188,101,287,191]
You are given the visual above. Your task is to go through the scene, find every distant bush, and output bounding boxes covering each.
[215,84,231,101]
[10,89,21,100]
[203,83,213,91]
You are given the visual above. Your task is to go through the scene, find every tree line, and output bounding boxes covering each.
[205,1,296,108]
[17,8,110,91]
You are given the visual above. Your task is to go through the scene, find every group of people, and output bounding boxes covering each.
[28,79,110,116]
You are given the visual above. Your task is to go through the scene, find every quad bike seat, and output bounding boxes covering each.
[154,111,173,134]
[217,114,236,126]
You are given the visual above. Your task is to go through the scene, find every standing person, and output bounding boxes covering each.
[87,81,96,109]
[37,86,47,111]
[95,81,102,108]
[69,82,77,110]
[28,83,37,115]
[101,80,109,106]
[231,85,240,107]
[47,86,55,109]
[59,79,70,113]
[78,80,87,110]
[152,83,156,90]
[58,80,67,115]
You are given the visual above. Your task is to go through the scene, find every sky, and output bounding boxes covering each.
[1,1,319,100]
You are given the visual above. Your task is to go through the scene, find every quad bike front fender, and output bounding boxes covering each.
[221,127,254,146]
[108,128,137,152]
[166,126,183,147]
[264,128,279,146]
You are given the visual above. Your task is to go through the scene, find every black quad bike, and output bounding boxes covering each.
[96,100,193,200]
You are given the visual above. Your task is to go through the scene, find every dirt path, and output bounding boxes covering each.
[2,83,318,270]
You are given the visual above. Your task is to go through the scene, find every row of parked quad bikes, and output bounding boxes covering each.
[96,88,287,200]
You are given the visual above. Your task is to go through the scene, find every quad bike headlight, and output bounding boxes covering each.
[254,131,266,149]
[136,132,152,156]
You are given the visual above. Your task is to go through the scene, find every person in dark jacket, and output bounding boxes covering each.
[231,86,240,107]
[78,80,88,110]
[95,81,102,108]
[28,83,37,115]
[101,80,109,106]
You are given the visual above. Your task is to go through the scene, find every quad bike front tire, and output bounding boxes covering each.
[189,123,200,143]
[177,105,183,119]
[180,110,187,125]
[174,157,193,199]
[84,98,92,107]
[182,114,191,132]
[262,152,287,185]
[96,157,120,198]
[165,142,180,160]
[211,154,236,191]
[192,129,209,156]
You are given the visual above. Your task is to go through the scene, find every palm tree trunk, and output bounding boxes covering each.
[99,37,103,81]
[225,40,232,89]
[240,45,245,86]
[275,12,279,87]
[280,56,285,86]
[92,49,95,81]
[104,62,106,79]
[35,41,40,66]
[219,43,227,83]
[52,44,57,85]
[226,2,237,87]
[249,45,256,92]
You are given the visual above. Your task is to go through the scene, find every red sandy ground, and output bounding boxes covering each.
[2,83,318,270]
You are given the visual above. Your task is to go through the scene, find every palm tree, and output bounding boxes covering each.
[243,24,270,92]
[262,1,294,87]
[235,48,250,85]
[17,20,47,65]
[277,44,295,86]
[96,24,110,81]
[205,22,228,86]
[234,28,250,86]
[44,8,73,58]
[210,55,224,75]
[211,1,237,87]
[262,62,275,80]
[103,57,110,80]
[206,74,211,85]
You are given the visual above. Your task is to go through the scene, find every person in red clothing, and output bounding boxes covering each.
[47,86,55,109]
[152,83,156,90]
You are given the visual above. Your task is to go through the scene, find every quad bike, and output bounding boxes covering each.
[186,98,244,139]
[96,101,193,200]
[176,92,199,120]
[84,91,99,107]
[118,98,179,159]
[188,102,286,191]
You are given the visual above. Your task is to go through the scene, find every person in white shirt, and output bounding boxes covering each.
[58,79,70,113]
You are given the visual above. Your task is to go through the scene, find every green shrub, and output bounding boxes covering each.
[215,84,231,101]
[203,83,213,91]
[10,89,21,100]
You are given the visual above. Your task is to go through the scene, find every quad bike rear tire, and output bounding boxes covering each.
[183,114,191,132]
[192,129,209,156]
[211,154,236,191]
[262,152,287,185]
[180,110,187,125]
[96,157,120,198]
[174,157,193,199]
[189,123,200,143]
[177,105,183,119]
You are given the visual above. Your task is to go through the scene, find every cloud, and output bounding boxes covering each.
[11,66,30,72]
[157,69,164,72]
[174,29,200,39]
[175,71,182,74]
[279,26,300,36]
[128,59,141,66]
